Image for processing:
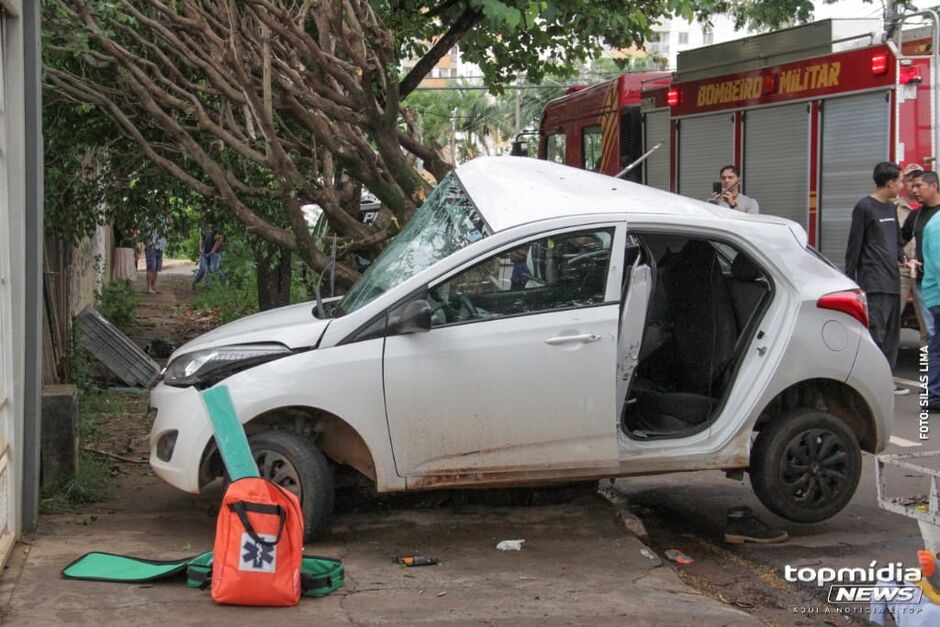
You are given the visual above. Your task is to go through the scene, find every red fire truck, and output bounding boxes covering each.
[538,16,939,266]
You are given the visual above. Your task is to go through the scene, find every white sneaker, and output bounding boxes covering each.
[894,385,911,395]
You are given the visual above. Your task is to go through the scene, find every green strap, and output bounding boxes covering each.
[201,385,260,480]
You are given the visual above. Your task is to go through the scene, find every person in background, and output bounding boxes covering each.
[144,223,168,295]
[509,246,531,290]
[708,165,760,214]
[192,218,225,290]
[919,207,940,410]
[111,223,137,281]
[845,161,908,395]
[898,164,929,345]
[903,170,940,345]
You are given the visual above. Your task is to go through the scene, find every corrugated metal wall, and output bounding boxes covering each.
[643,109,671,191]
[819,91,890,268]
[678,113,734,199]
[744,103,810,228]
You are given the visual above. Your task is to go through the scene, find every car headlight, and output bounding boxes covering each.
[163,343,293,388]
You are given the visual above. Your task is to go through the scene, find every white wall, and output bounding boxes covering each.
[70,225,111,315]
[0,0,26,566]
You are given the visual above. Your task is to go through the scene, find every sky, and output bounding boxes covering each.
[813,0,887,21]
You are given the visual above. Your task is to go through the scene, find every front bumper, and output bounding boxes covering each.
[148,382,215,493]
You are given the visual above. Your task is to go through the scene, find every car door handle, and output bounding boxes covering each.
[544,333,601,345]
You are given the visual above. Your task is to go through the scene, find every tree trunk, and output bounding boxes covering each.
[255,246,292,311]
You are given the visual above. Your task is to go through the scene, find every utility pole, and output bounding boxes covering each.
[450,107,458,165]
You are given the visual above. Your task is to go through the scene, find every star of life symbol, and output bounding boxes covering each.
[239,532,277,573]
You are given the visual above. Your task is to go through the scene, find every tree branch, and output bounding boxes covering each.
[399,6,483,99]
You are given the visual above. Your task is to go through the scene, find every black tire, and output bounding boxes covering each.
[247,430,335,541]
[749,408,862,524]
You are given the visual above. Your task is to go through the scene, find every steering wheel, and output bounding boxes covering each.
[429,298,461,324]
[459,294,479,319]
[566,249,609,268]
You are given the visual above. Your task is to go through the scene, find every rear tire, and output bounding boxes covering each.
[246,430,335,541]
[749,408,861,523]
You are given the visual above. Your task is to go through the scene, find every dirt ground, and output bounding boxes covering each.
[0,267,766,624]
[2,463,762,625]
[124,262,218,367]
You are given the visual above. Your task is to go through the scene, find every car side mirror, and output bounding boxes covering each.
[389,299,432,334]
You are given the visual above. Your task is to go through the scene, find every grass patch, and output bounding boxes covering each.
[190,272,257,324]
[40,452,111,514]
[189,255,315,324]
[95,278,138,331]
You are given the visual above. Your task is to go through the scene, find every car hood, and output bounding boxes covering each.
[170,301,331,359]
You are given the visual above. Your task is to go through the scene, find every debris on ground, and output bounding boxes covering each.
[145,337,176,358]
[496,539,525,551]
[75,306,161,387]
[664,549,694,565]
[393,553,439,567]
[640,547,657,560]
[723,506,789,545]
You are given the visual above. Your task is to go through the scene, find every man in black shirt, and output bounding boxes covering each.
[902,170,940,342]
[845,162,907,394]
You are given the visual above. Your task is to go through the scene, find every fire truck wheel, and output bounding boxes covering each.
[246,430,335,541]
[749,408,861,524]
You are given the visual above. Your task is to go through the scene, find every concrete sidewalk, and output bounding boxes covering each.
[0,474,758,625]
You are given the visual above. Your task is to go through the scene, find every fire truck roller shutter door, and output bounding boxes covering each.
[644,109,671,191]
[678,113,734,198]
[819,91,890,270]
[743,103,810,229]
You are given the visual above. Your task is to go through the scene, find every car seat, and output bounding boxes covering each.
[664,240,737,396]
[726,254,767,333]
[625,240,737,435]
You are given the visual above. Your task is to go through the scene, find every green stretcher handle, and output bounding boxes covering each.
[201,386,260,480]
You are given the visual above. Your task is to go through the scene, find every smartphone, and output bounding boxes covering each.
[712,182,723,194]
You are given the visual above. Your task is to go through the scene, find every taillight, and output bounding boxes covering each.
[667,87,681,107]
[817,289,869,327]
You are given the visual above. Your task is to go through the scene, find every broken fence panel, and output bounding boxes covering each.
[74,306,161,388]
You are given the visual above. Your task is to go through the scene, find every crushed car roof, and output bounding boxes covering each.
[455,157,726,233]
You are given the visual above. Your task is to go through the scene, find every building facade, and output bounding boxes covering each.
[648,16,753,69]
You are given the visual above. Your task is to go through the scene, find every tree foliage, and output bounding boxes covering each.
[44,0,824,291]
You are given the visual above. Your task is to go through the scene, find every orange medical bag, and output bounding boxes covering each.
[211,477,304,606]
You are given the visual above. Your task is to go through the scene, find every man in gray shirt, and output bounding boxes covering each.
[708,165,760,214]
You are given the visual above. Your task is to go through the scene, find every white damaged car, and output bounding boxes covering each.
[150,157,893,538]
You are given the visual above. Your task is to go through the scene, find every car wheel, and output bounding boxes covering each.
[749,408,861,524]
[247,430,335,541]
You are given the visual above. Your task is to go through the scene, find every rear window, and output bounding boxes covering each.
[807,245,838,270]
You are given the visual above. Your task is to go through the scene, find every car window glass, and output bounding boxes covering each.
[582,126,603,171]
[336,172,487,316]
[712,242,737,275]
[428,228,614,326]
[546,133,566,164]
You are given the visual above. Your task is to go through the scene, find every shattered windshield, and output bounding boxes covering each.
[335,173,488,316]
